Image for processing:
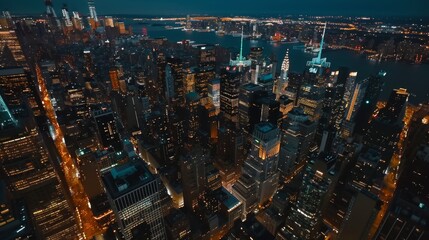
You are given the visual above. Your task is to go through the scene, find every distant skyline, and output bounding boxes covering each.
[3,0,429,17]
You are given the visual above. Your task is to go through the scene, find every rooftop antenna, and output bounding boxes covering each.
[239,26,244,61]
[317,22,327,63]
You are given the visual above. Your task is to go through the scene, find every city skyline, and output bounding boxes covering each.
[1,0,429,239]
[3,0,429,17]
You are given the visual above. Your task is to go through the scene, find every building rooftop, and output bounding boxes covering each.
[102,160,154,199]
[0,67,25,76]
[256,122,276,133]
[220,187,241,211]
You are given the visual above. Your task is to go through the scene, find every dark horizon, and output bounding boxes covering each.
[3,0,429,18]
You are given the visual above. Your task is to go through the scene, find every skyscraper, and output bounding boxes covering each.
[0,68,41,117]
[279,154,336,240]
[220,67,242,124]
[0,30,27,67]
[232,122,280,216]
[88,0,98,22]
[180,146,208,212]
[274,50,289,99]
[93,107,122,151]
[61,4,73,28]
[102,160,167,240]
[278,107,317,177]
[0,103,79,239]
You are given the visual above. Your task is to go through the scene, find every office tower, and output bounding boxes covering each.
[72,11,84,30]
[185,92,201,141]
[184,68,195,93]
[279,154,336,240]
[278,107,317,176]
[233,123,280,216]
[341,79,368,138]
[104,16,114,28]
[88,0,98,22]
[327,67,356,133]
[364,88,409,163]
[373,108,429,239]
[239,83,263,134]
[109,67,120,91]
[165,209,191,240]
[274,50,289,99]
[179,146,208,212]
[208,78,220,111]
[217,121,245,166]
[220,67,242,123]
[167,57,185,106]
[198,44,216,67]
[164,64,175,104]
[102,160,167,240]
[116,22,127,35]
[0,30,26,67]
[61,4,73,28]
[297,84,324,121]
[249,47,263,83]
[0,102,79,239]
[336,191,381,240]
[83,50,94,75]
[93,107,122,151]
[354,72,385,134]
[379,88,409,123]
[45,0,61,29]
[253,93,281,126]
[0,67,41,115]
[195,66,215,103]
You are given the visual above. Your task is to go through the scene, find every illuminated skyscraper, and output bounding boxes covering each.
[0,104,79,239]
[45,0,61,29]
[102,160,167,240]
[0,68,41,115]
[88,0,98,22]
[278,107,317,176]
[61,4,73,28]
[279,154,336,240]
[274,50,289,99]
[220,67,242,123]
[93,107,122,151]
[0,30,26,67]
[232,122,280,217]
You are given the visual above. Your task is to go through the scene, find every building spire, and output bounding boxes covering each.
[239,26,244,61]
[317,22,327,63]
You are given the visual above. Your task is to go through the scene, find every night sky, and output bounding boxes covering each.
[2,0,429,17]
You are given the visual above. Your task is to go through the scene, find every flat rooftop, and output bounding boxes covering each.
[102,160,154,199]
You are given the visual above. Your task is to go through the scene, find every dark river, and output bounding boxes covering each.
[134,24,429,104]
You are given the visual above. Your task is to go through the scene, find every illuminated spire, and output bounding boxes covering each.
[229,26,251,68]
[306,22,331,69]
[281,49,289,80]
[239,26,244,61]
[316,22,327,63]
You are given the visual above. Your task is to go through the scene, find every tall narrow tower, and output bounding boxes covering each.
[275,49,290,98]
[88,0,98,22]
[45,0,61,28]
[61,4,73,27]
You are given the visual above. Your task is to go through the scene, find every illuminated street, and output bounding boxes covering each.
[368,106,415,238]
[36,65,102,239]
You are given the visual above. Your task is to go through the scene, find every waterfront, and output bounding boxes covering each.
[137,24,429,104]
